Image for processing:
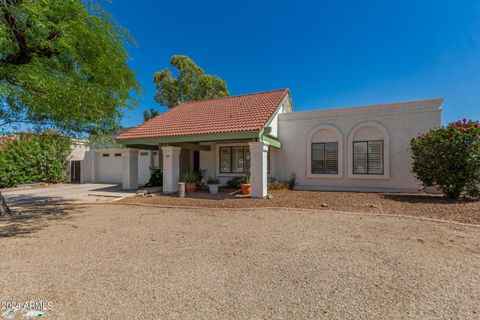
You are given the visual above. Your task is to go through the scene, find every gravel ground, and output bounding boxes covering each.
[120,189,480,225]
[1,203,479,319]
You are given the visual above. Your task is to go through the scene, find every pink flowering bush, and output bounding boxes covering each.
[410,119,480,199]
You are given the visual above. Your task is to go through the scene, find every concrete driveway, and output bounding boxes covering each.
[2,183,135,206]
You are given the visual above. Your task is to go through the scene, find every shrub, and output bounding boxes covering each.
[226,176,243,189]
[268,173,296,190]
[268,178,289,190]
[145,167,162,187]
[207,177,220,185]
[0,131,72,188]
[181,173,198,183]
[193,168,207,182]
[288,173,296,190]
[410,119,480,199]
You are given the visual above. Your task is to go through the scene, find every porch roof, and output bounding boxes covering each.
[115,89,289,143]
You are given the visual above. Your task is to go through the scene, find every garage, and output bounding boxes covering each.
[96,151,123,183]
[84,149,158,186]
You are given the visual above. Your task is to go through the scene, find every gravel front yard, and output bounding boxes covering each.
[1,203,479,319]
[120,189,480,225]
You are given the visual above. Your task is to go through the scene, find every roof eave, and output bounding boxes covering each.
[116,130,261,145]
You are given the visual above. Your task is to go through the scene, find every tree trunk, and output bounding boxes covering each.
[0,191,11,215]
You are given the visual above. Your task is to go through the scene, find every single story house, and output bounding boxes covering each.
[79,89,442,198]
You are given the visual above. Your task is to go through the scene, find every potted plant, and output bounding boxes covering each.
[240,172,251,195]
[207,177,220,194]
[194,168,207,189]
[182,173,198,192]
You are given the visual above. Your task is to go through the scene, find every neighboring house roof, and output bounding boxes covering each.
[116,89,290,141]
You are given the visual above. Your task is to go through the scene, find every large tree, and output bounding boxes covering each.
[145,55,229,120]
[0,0,140,214]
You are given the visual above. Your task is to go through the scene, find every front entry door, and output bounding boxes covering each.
[193,151,200,172]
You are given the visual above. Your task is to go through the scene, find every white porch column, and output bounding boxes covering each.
[161,146,181,193]
[122,149,139,190]
[249,141,269,198]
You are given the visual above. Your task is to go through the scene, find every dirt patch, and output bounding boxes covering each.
[1,204,479,319]
[119,189,480,225]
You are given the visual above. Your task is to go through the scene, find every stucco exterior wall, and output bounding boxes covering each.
[275,99,442,192]
[199,142,217,181]
[82,148,158,186]
[67,140,89,183]
[266,95,294,138]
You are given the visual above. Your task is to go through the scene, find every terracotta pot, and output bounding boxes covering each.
[185,182,196,193]
[240,183,251,195]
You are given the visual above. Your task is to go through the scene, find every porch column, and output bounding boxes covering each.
[161,146,181,193]
[122,149,139,190]
[249,141,269,198]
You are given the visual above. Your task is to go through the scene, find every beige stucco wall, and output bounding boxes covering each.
[67,140,89,182]
[199,142,217,181]
[81,148,158,186]
[275,99,443,192]
[266,95,293,138]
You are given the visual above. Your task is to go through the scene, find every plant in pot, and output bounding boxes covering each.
[194,168,207,189]
[207,177,220,194]
[240,172,251,195]
[182,173,198,192]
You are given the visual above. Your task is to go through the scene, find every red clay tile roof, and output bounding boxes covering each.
[116,89,290,141]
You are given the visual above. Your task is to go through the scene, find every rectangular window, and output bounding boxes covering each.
[102,153,109,157]
[231,147,245,173]
[220,147,231,173]
[311,142,338,174]
[140,152,149,156]
[219,146,253,173]
[353,140,383,174]
[114,153,122,157]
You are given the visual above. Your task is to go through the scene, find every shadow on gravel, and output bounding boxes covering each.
[381,193,476,204]
[0,202,86,238]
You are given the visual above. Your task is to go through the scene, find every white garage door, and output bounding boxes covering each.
[97,152,123,183]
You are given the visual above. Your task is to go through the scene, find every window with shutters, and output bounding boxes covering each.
[307,125,343,178]
[353,140,383,174]
[311,142,338,174]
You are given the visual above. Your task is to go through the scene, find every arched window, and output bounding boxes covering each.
[347,121,390,179]
[307,125,343,178]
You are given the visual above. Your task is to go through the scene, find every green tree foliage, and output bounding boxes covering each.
[0,0,140,133]
[411,119,480,199]
[143,108,159,122]
[0,0,140,214]
[0,131,72,188]
[151,55,229,112]
[88,130,124,149]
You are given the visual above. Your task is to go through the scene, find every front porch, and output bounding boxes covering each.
[121,133,280,198]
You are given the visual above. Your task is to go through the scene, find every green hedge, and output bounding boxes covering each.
[0,131,72,188]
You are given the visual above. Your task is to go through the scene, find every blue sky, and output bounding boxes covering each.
[105,0,480,127]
